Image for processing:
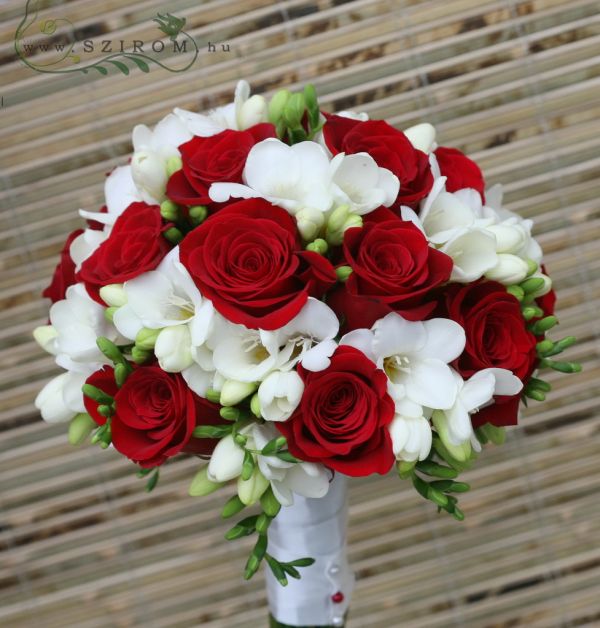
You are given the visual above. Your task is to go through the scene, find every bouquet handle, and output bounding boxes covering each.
[266,473,354,627]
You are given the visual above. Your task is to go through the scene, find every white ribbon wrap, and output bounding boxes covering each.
[266,473,354,626]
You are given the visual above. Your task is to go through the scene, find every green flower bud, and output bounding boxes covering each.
[432,411,471,462]
[189,466,223,496]
[163,227,183,245]
[250,393,262,418]
[260,487,281,517]
[166,156,183,177]
[189,205,207,225]
[234,432,248,447]
[255,513,271,534]
[82,383,113,405]
[135,327,160,351]
[520,276,545,294]
[114,363,129,387]
[221,495,246,519]
[68,413,97,446]
[283,92,305,128]
[220,406,240,421]
[525,388,546,402]
[205,388,222,404]
[97,404,114,418]
[336,265,353,283]
[327,204,350,233]
[522,305,543,321]
[525,259,538,276]
[131,346,152,364]
[268,89,292,124]
[104,306,117,323]
[305,238,328,255]
[160,200,180,222]
[536,339,554,355]
[531,315,558,335]
[506,285,524,301]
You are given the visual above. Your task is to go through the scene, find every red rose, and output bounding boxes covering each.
[277,346,395,477]
[322,117,433,207]
[166,124,276,206]
[441,281,537,427]
[179,198,336,329]
[43,229,83,303]
[329,208,453,330]
[110,367,225,467]
[77,202,170,304]
[434,147,485,199]
[442,281,537,380]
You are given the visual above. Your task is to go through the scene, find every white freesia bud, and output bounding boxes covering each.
[486,253,529,285]
[220,380,258,406]
[207,435,245,482]
[258,371,304,422]
[432,410,471,462]
[131,150,168,203]
[155,325,194,372]
[35,373,77,423]
[403,123,436,154]
[33,325,58,355]
[189,466,223,496]
[99,283,127,308]
[487,223,527,254]
[296,207,325,241]
[389,414,432,462]
[237,466,270,505]
[239,94,268,129]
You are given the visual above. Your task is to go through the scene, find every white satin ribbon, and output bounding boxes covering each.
[266,473,354,626]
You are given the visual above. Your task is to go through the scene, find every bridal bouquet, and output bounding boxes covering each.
[34,81,580,588]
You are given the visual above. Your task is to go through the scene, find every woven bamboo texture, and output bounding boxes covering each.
[1,0,599,626]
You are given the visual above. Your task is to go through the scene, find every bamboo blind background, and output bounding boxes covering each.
[1,0,599,626]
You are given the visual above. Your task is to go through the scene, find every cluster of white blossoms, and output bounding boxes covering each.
[35,81,558,512]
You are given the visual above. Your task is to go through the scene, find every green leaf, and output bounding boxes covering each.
[274,451,300,463]
[281,563,301,579]
[128,55,150,72]
[109,60,130,75]
[92,65,108,75]
[287,557,315,567]
[265,554,288,586]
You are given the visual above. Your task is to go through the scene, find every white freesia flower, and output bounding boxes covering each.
[130,113,192,203]
[250,424,330,506]
[209,139,334,213]
[49,283,117,364]
[402,181,498,282]
[330,152,399,214]
[182,344,218,397]
[485,253,529,284]
[113,248,214,345]
[35,369,91,423]
[78,165,143,230]
[443,368,523,447]
[342,312,465,412]
[213,298,338,382]
[33,325,59,355]
[69,229,108,272]
[258,371,304,422]
[389,413,433,462]
[174,80,267,136]
[403,122,436,154]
